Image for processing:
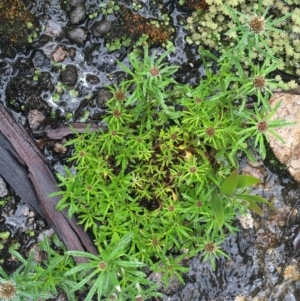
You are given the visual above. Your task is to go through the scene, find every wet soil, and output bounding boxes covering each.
[163,160,300,301]
[1,1,300,300]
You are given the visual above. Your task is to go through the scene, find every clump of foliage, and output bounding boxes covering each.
[0,0,39,49]
[0,234,157,301]
[51,24,290,301]
[182,0,300,82]
[0,236,76,301]
[46,1,293,300]
[106,5,173,51]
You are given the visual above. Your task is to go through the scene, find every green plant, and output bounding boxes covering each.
[211,169,274,229]
[183,0,299,81]
[49,39,289,299]
[65,233,160,301]
[48,1,294,298]
[238,101,293,159]
[0,235,77,301]
[224,0,292,59]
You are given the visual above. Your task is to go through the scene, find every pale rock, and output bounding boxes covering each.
[239,212,254,229]
[0,176,8,197]
[267,92,300,182]
[27,109,45,129]
[52,45,67,63]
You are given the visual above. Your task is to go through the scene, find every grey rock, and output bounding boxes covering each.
[69,47,76,59]
[70,5,86,25]
[91,20,112,37]
[69,0,85,7]
[0,176,8,197]
[97,88,112,107]
[44,19,62,37]
[68,27,88,45]
[40,42,58,59]
[32,51,48,68]
[61,65,78,87]
[86,74,100,85]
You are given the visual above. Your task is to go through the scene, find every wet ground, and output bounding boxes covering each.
[1,1,300,300]
[162,159,300,301]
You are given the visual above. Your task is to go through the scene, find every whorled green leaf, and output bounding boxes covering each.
[220,169,238,195]
[211,191,224,228]
[236,175,261,188]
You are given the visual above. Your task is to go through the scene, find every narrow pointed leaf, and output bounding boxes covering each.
[236,175,261,188]
[245,199,263,216]
[235,194,273,208]
[220,169,238,195]
[211,191,224,228]
[108,233,133,259]
[85,275,103,301]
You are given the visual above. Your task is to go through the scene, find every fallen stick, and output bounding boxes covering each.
[0,103,98,263]
[44,122,101,140]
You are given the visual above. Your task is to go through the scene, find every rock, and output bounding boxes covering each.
[68,27,88,45]
[239,212,254,229]
[282,264,300,281]
[52,45,67,63]
[27,109,45,129]
[255,230,278,249]
[234,296,247,301]
[69,47,76,59]
[40,42,58,59]
[70,5,86,25]
[0,176,8,197]
[267,92,300,182]
[69,0,85,7]
[53,143,67,153]
[86,74,100,85]
[61,65,78,86]
[28,244,44,264]
[91,20,112,37]
[32,51,48,68]
[44,19,62,37]
[97,88,112,108]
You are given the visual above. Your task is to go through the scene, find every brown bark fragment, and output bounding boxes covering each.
[0,103,98,263]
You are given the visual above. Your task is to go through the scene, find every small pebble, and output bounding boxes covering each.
[91,20,112,37]
[69,0,85,6]
[54,143,67,153]
[0,176,8,198]
[68,27,88,45]
[52,45,67,63]
[27,109,45,129]
[97,88,112,107]
[239,212,254,229]
[61,65,78,87]
[283,265,300,281]
[70,5,86,25]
